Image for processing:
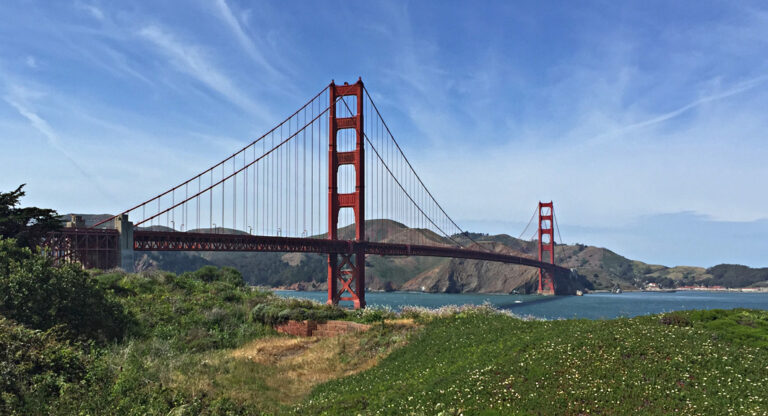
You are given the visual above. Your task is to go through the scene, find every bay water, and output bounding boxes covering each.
[273,290,768,320]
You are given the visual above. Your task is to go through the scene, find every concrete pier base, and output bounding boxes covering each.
[116,214,134,272]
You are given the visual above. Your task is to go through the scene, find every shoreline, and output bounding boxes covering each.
[270,287,768,294]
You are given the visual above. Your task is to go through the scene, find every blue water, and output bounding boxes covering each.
[273,290,768,320]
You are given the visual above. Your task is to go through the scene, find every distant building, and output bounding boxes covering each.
[645,282,660,290]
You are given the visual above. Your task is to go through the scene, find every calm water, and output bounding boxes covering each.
[273,290,768,320]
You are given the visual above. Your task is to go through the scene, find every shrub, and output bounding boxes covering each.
[0,238,134,343]
[249,300,347,326]
[181,265,244,287]
[659,312,692,327]
[688,308,768,348]
[349,306,397,323]
[0,317,89,414]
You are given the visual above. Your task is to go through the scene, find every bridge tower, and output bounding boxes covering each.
[537,201,556,295]
[327,79,366,309]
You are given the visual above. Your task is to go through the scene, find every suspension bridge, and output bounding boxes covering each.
[44,79,568,308]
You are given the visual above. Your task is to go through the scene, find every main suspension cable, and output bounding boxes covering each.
[360,88,490,251]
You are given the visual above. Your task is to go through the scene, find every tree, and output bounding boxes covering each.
[0,184,61,249]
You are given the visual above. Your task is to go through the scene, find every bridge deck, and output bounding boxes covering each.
[133,230,568,272]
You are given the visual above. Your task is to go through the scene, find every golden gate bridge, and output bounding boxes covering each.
[43,79,566,308]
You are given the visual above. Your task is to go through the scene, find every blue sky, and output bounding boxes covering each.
[1,1,767,267]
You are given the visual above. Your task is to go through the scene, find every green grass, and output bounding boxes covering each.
[297,309,768,415]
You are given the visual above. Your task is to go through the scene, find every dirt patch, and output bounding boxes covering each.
[383,318,419,328]
[230,322,418,403]
[230,337,320,365]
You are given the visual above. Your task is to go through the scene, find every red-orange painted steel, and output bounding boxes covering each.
[327,79,366,309]
[42,228,119,269]
[537,201,556,295]
[130,230,569,271]
[43,227,569,279]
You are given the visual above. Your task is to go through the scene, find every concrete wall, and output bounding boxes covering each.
[115,214,134,272]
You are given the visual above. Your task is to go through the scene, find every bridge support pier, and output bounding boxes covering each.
[116,214,135,273]
[327,79,366,309]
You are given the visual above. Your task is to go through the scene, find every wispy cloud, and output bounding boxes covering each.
[138,24,274,122]
[24,56,37,69]
[74,1,105,21]
[211,0,281,80]
[3,87,118,202]
[589,74,768,144]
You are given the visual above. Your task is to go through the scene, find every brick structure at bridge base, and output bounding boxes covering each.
[274,320,370,338]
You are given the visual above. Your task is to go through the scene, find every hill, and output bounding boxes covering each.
[65,214,768,292]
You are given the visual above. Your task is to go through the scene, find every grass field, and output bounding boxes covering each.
[296,309,768,415]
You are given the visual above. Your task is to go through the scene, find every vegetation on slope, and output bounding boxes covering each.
[703,264,768,289]
[298,309,768,415]
[0,317,90,415]
[0,234,417,414]
[0,239,132,343]
[0,240,274,414]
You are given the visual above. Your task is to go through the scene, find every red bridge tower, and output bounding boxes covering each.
[537,201,556,295]
[327,79,366,309]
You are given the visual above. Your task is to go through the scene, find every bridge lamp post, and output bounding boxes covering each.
[248,226,252,235]
[212,223,216,233]
[170,220,174,230]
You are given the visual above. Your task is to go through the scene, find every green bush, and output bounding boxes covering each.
[348,306,397,323]
[659,312,692,327]
[0,238,134,343]
[0,317,89,415]
[687,308,768,348]
[249,300,348,326]
[181,265,244,287]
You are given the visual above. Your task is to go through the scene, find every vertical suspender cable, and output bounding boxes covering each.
[233,157,236,230]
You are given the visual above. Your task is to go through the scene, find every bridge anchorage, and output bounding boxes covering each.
[42,78,566,308]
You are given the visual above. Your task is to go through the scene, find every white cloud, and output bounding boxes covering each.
[138,24,274,122]
[211,0,281,79]
[74,1,105,21]
[24,56,37,69]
